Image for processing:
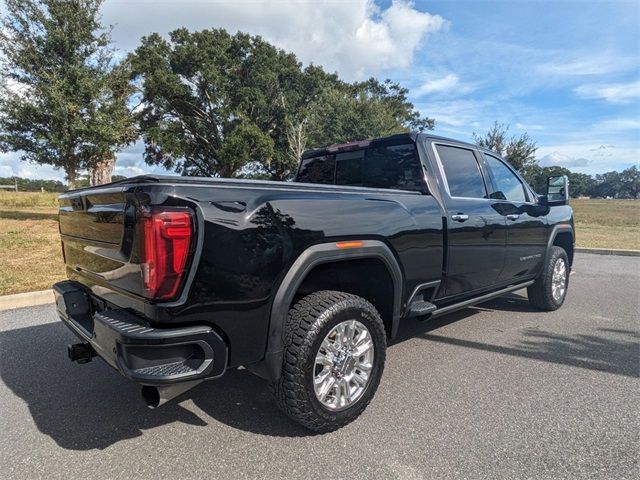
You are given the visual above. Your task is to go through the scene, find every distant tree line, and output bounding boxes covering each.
[0,174,127,192]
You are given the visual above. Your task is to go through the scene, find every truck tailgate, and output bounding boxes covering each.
[58,186,142,297]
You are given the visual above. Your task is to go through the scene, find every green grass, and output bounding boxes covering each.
[0,193,638,295]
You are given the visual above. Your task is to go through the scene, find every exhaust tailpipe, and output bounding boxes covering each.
[141,379,203,409]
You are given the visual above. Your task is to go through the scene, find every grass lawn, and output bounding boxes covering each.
[571,198,640,250]
[0,192,638,295]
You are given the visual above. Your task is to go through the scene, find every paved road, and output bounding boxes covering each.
[1,253,638,479]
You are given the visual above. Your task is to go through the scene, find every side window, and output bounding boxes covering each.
[364,143,424,192]
[484,155,527,202]
[435,145,487,198]
[334,142,425,192]
[296,155,335,184]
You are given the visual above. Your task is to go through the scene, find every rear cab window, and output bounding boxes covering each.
[296,139,426,193]
[295,154,336,184]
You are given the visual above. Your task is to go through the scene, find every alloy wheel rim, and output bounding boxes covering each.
[551,258,567,302]
[313,319,374,411]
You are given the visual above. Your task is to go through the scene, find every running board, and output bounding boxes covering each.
[430,280,535,319]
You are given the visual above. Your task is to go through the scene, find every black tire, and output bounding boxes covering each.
[528,246,570,311]
[273,290,386,433]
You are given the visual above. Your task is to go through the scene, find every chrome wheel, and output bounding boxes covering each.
[313,319,374,411]
[551,258,567,302]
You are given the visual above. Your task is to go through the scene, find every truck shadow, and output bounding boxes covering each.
[0,321,310,451]
[1,298,637,449]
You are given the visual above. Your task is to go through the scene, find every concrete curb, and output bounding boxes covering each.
[0,289,54,311]
[575,247,640,257]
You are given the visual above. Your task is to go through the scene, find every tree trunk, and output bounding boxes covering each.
[66,168,77,190]
[89,155,116,186]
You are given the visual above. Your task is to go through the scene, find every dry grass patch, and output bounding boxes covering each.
[0,207,65,295]
[571,199,640,250]
[0,191,59,207]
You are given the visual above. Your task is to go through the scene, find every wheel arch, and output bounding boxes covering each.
[547,224,575,267]
[253,240,403,382]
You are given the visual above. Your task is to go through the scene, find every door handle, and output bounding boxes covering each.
[451,214,469,222]
[506,214,520,221]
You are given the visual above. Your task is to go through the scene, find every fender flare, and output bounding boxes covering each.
[256,240,403,382]
[545,224,574,266]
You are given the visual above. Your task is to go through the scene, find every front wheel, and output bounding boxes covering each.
[528,246,570,311]
[273,290,386,433]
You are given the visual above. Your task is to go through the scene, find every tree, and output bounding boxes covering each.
[589,170,622,198]
[131,29,286,178]
[473,121,538,183]
[619,165,639,199]
[0,0,135,188]
[131,28,434,180]
[306,78,433,150]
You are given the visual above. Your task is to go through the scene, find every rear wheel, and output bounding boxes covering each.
[528,246,569,311]
[273,290,386,433]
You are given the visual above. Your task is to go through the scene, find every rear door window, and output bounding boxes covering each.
[435,144,487,198]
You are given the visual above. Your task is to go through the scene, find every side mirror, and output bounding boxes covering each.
[544,175,569,206]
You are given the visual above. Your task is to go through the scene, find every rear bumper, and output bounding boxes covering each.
[53,281,228,386]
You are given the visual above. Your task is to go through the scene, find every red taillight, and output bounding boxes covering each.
[142,209,193,300]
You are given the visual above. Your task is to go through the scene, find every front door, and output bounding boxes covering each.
[432,143,507,297]
[482,154,548,280]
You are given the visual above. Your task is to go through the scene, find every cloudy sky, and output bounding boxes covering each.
[1,0,638,180]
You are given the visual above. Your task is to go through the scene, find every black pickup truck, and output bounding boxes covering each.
[53,132,574,432]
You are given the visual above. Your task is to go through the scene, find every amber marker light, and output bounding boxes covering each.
[335,240,365,249]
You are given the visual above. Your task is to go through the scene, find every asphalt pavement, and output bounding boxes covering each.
[1,253,638,479]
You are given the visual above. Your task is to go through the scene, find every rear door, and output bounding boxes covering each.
[431,143,507,297]
[481,153,547,280]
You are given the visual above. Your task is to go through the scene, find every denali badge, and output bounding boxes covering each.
[520,254,542,261]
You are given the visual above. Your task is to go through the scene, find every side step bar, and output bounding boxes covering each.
[430,280,535,319]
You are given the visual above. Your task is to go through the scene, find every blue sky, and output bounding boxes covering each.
[1,0,638,180]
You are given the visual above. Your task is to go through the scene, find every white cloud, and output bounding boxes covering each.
[414,73,475,96]
[593,118,640,131]
[574,80,640,104]
[539,152,591,168]
[0,152,66,180]
[536,52,637,77]
[515,122,544,131]
[102,0,447,80]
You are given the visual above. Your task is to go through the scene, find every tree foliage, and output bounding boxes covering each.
[473,121,538,183]
[0,0,135,188]
[130,28,433,180]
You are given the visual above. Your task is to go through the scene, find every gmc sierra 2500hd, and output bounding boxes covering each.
[53,132,574,432]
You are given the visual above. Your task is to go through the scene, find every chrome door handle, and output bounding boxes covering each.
[506,214,520,221]
[451,214,469,222]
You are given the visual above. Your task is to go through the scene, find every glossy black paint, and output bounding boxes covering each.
[57,133,574,372]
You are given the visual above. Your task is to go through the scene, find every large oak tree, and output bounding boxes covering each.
[130,28,433,180]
